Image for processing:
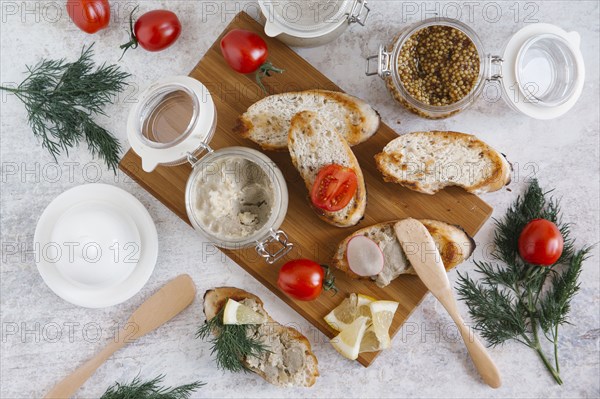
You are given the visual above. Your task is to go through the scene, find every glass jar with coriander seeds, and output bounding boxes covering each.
[366,18,585,120]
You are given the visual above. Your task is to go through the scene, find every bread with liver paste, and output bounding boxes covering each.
[331,219,475,287]
[203,287,319,387]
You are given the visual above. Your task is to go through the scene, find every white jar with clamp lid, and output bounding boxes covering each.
[127,76,293,264]
[366,19,585,120]
[258,0,370,47]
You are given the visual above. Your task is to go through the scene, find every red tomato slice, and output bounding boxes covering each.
[310,164,358,212]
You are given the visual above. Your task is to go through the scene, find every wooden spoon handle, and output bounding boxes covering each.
[394,219,501,388]
[438,291,502,389]
[44,339,125,398]
[44,274,196,398]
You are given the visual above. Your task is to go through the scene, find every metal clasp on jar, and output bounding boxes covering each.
[348,0,370,26]
[486,55,504,81]
[186,143,213,167]
[366,45,392,77]
[255,229,293,264]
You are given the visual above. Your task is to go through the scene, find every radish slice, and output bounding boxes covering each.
[346,235,384,277]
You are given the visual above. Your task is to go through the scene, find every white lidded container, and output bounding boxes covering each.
[366,19,585,120]
[258,0,370,47]
[127,76,292,264]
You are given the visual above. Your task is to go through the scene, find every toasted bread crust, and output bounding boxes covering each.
[375,131,512,195]
[288,111,367,227]
[235,117,252,139]
[202,287,319,387]
[235,90,380,151]
[315,90,374,145]
[331,219,475,280]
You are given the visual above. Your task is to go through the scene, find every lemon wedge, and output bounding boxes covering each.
[330,316,370,360]
[324,293,376,331]
[359,325,386,353]
[324,293,358,331]
[369,300,399,348]
[357,294,376,318]
[222,298,266,325]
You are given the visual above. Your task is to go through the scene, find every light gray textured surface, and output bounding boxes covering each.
[1,1,599,397]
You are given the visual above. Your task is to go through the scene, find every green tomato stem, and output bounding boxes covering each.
[118,5,140,60]
[320,265,338,295]
[254,61,284,94]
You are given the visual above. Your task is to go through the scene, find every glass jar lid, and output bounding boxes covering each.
[260,0,362,37]
[499,23,585,119]
[127,76,216,172]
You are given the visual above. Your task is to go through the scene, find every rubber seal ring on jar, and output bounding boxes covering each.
[497,24,585,119]
[255,229,293,264]
[264,20,284,37]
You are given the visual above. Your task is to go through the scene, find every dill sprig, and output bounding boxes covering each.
[0,44,130,172]
[196,307,268,372]
[456,179,593,385]
[100,375,204,399]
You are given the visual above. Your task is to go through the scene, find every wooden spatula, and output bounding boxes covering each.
[45,274,196,398]
[394,219,502,388]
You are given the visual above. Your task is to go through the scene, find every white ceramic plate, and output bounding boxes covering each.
[34,184,158,308]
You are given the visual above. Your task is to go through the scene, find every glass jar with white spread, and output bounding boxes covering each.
[366,18,585,120]
[258,0,370,47]
[127,76,292,264]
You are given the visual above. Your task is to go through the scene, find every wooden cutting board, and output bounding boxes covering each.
[119,12,492,367]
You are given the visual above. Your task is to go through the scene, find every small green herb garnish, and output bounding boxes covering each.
[100,375,204,399]
[196,307,268,372]
[456,179,593,385]
[0,44,130,172]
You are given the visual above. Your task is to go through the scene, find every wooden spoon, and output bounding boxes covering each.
[44,274,196,398]
[394,219,502,388]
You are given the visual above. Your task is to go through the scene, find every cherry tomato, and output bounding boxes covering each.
[120,7,181,56]
[278,259,336,301]
[66,0,110,34]
[220,29,268,73]
[310,164,358,212]
[518,219,564,265]
[220,29,283,92]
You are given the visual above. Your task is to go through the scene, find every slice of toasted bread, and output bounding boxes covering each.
[236,90,380,151]
[331,219,475,287]
[288,111,367,227]
[203,287,319,387]
[375,131,512,195]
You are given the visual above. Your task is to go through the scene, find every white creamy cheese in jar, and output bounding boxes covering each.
[192,156,274,241]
